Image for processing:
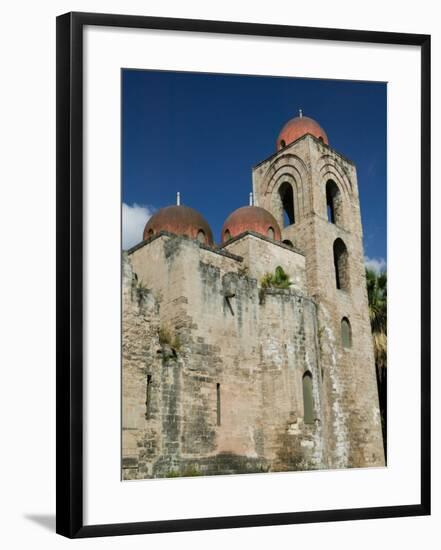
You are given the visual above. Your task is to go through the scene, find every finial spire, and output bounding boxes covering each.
[299,108,303,118]
[249,192,253,206]
[176,191,181,206]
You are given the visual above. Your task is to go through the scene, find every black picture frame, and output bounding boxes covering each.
[56,11,431,539]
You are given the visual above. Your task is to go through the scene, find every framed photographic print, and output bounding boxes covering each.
[56,11,431,538]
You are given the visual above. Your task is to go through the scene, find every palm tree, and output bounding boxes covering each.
[366,268,387,458]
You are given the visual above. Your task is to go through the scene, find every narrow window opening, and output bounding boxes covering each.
[326,180,343,225]
[280,139,286,148]
[334,249,341,289]
[145,374,152,419]
[333,238,349,290]
[147,228,154,237]
[216,383,221,426]
[341,317,352,348]
[327,201,335,224]
[224,229,231,241]
[267,226,275,239]
[278,181,295,227]
[197,229,206,244]
[302,371,314,424]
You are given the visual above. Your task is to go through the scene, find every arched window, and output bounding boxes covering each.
[224,229,231,241]
[216,383,221,426]
[147,228,154,237]
[197,229,206,244]
[333,238,349,290]
[280,139,286,148]
[326,180,343,225]
[145,374,152,419]
[302,371,314,424]
[282,239,294,248]
[341,317,352,348]
[278,181,295,227]
[267,226,275,239]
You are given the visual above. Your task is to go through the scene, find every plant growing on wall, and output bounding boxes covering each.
[260,265,291,289]
[158,326,182,354]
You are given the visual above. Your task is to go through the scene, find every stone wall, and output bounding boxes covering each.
[122,133,384,479]
[122,253,162,478]
[221,232,306,293]
[123,235,325,478]
[252,134,384,468]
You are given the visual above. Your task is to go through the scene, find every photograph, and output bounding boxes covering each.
[121,69,387,480]
[0,1,433,545]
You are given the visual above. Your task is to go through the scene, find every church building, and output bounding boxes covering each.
[122,113,385,479]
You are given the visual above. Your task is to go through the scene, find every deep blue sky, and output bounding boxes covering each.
[122,69,386,262]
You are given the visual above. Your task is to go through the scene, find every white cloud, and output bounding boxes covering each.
[122,203,153,250]
[364,256,387,274]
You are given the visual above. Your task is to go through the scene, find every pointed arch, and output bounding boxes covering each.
[260,154,310,224]
[333,238,350,290]
[341,317,352,348]
[326,179,344,226]
[302,371,314,424]
[277,181,295,226]
[316,154,353,206]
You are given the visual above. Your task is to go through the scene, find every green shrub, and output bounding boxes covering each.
[260,266,291,289]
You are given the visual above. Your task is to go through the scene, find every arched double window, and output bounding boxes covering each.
[278,181,295,227]
[326,180,343,225]
[302,371,314,424]
[333,238,350,290]
[341,317,352,348]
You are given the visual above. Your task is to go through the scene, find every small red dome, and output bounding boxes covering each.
[221,206,281,243]
[143,205,213,245]
[276,115,328,150]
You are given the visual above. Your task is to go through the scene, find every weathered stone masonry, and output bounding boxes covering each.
[122,117,385,479]
[123,234,325,478]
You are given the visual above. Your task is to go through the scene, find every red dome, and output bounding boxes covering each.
[276,115,328,150]
[221,206,281,243]
[143,205,213,245]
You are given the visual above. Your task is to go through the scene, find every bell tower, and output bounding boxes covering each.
[252,113,385,468]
